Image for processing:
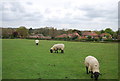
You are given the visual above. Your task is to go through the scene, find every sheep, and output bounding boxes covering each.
[84,56,101,80]
[35,39,39,45]
[50,44,64,53]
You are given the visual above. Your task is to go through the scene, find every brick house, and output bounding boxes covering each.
[55,32,80,39]
[81,32,98,39]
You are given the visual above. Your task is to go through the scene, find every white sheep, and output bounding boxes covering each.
[35,39,39,45]
[50,44,64,53]
[84,56,101,80]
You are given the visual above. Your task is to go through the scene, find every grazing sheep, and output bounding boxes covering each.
[84,56,101,80]
[35,39,39,45]
[50,44,64,53]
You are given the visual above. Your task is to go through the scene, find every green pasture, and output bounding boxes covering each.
[2,39,118,79]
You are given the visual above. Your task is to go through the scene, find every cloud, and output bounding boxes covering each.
[78,4,118,21]
[26,2,33,5]
[1,2,26,21]
[23,12,44,21]
[1,1,44,22]
[1,0,119,31]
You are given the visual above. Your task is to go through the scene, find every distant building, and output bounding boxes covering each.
[55,34,68,38]
[99,33,112,39]
[28,34,51,39]
[82,32,98,38]
[55,33,80,38]
[68,32,80,38]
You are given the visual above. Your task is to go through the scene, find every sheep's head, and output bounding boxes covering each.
[93,72,100,80]
[50,49,53,53]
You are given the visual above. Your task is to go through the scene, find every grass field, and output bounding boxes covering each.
[2,39,118,79]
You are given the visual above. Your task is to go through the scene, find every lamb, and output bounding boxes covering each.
[84,56,101,80]
[50,44,64,53]
[35,39,39,45]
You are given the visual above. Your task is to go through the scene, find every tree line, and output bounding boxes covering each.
[1,26,120,40]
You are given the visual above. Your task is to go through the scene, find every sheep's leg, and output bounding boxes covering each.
[55,50,57,53]
[89,71,91,73]
[86,66,89,74]
[56,48,58,53]
[61,50,64,53]
[90,71,93,78]
[55,50,58,53]
[88,66,91,74]
[88,66,93,77]
[56,50,58,53]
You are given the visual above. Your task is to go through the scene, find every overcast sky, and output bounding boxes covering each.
[0,0,119,31]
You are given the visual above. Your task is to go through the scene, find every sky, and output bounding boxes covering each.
[0,0,119,31]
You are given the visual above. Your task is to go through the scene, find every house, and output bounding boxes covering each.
[68,32,80,38]
[28,34,51,39]
[42,36,51,39]
[55,34,68,38]
[55,33,80,39]
[78,36,87,39]
[82,32,98,38]
[28,34,44,38]
[99,33,112,38]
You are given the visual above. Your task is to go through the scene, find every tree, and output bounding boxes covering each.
[66,29,72,34]
[2,28,14,38]
[49,27,58,39]
[87,35,92,39]
[104,28,114,36]
[93,31,100,35]
[116,29,120,39]
[100,30,105,34]
[28,28,33,35]
[16,26,28,38]
[72,29,82,35]
[116,28,120,35]
[0,28,2,38]
[12,31,18,38]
